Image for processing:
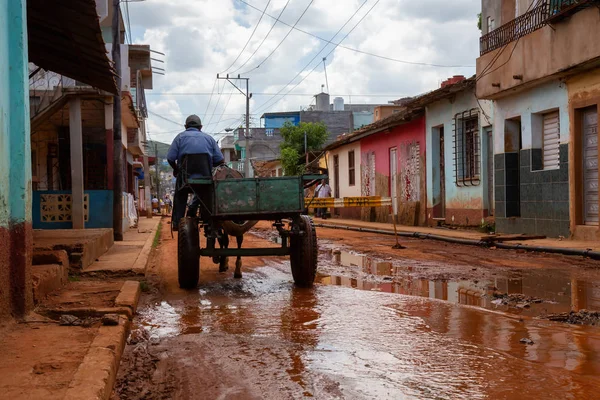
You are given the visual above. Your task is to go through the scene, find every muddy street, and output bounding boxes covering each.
[113,220,600,399]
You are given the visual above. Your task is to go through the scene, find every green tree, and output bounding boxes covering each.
[279,121,329,175]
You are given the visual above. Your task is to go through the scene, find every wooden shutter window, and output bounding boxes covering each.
[543,111,560,170]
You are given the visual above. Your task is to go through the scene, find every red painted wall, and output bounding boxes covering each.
[360,117,425,177]
[359,116,426,224]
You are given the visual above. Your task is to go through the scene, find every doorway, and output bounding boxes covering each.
[432,126,445,219]
[486,128,494,216]
[389,147,398,215]
[504,117,522,218]
[583,106,598,225]
[333,155,340,198]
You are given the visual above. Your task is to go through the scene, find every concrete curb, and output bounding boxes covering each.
[131,218,161,274]
[61,280,142,399]
[115,280,141,314]
[63,317,130,400]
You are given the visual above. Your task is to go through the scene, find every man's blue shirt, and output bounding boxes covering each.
[167,128,224,169]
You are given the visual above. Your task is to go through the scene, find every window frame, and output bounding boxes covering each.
[348,150,356,186]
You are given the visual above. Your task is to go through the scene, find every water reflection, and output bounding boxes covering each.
[280,288,321,397]
[319,250,600,317]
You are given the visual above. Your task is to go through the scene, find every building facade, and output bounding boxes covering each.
[1,0,117,320]
[477,0,600,238]
[29,5,153,232]
[413,77,495,227]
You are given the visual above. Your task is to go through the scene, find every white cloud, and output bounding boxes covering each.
[127,0,481,143]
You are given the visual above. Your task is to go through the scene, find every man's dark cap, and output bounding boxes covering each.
[185,114,202,128]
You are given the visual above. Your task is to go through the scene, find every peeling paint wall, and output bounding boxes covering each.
[493,80,569,154]
[0,0,33,320]
[425,89,494,226]
[360,117,426,224]
[327,141,362,198]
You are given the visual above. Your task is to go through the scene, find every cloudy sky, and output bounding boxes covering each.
[125,0,481,143]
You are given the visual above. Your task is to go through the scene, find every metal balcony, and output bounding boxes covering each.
[547,0,599,23]
[480,2,550,56]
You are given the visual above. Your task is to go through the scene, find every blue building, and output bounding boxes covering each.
[0,0,117,320]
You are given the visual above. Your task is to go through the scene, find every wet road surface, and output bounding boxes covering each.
[113,222,600,399]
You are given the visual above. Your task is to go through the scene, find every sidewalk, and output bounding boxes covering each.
[314,218,600,253]
[84,217,160,276]
[0,217,161,400]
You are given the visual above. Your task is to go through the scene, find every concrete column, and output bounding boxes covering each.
[105,100,114,190]
[0,0,33,319]
[143,153,152,218]
[69,98,85,229]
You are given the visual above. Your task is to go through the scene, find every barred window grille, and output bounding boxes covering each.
[454,109,481,186]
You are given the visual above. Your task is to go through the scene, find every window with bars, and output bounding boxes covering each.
[348,150,356,186]
[454,109,481,186]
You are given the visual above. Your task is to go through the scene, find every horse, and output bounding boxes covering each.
[211,165,257,279]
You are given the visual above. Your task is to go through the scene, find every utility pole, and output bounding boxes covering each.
[217,74,252,177]
[142,138,152,218]
[112,0,124,241]
[155,142,160,200]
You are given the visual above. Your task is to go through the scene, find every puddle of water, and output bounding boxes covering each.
[319,250,600,317]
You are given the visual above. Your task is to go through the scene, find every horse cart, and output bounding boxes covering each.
[173,154,325,289]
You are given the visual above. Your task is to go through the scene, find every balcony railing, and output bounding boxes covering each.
[547,0,598,22]
[480,1,550,55]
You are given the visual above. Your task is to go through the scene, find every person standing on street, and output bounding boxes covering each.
[315,179,332,219]
[167,115,224,229]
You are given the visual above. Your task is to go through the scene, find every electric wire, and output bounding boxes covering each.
[221,0,272,74]
[253,0,369,114]
[256,0,380,115]
[239,0,315,75]
[229,0,292,75]
[237,0,474,68]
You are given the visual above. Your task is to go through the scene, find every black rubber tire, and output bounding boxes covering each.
[178,217,200,289]
[290,215,318,287]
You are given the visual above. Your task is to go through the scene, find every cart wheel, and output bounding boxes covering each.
[178,217,200,289]
[290,215,317,287]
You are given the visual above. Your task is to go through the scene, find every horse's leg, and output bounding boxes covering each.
[219,231,229,273]
[234,235,243,279]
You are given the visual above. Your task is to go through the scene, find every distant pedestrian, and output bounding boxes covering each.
[315,179,331,219]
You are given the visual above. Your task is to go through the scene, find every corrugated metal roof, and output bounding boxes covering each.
[27,0,118,94]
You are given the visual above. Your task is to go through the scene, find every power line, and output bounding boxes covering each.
[147,92,407,98]
[206,79,226,127]
[213,90,235,130]
[253,0,369,114]
[237,0,474,68]
[477,0,540,82]
[221,0,272,74]
[202,78,218,121]
[257,0,382,115]
[240,0,315,75]
[229,0,292,75]
[148,110,184,127]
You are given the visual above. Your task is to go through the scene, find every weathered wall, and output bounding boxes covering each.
[374,106,404,122]
[327,142,362,198]
[0,0,33,320]
[493,80,569,154]
[493,80,571,237]
[360,117,426,225]
[425,90,494,226]
[301,111,354,143]
[477,7,600,99]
